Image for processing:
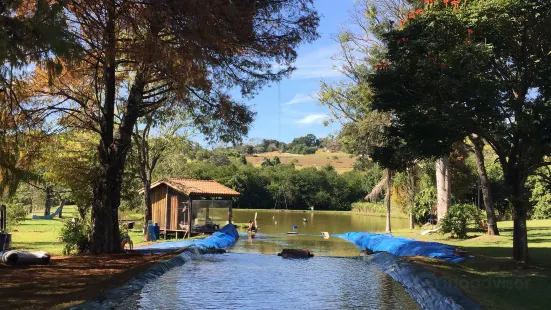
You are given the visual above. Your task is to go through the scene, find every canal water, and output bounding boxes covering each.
[138,253,420,310]
[137,211,419,309]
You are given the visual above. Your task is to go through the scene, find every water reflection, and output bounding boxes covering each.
[139,253,420,310]
[211,209,409,257]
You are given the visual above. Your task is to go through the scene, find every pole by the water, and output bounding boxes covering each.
[0,205,6,231]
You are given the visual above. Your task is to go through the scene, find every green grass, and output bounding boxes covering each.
[393,219,551,309]
[9,205,203,255]
[351,202,408,218]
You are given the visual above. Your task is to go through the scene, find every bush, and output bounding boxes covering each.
[60,219,92,255]
[412,187,436,224]
[532,193,551,219]
[439,204,479,239]
[1,202,28,231]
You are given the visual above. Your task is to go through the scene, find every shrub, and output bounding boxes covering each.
[412,187,436,224]
[439,204,478,239]
[532,193,551,219]
[6,202,28,228]
[60,219,92,255]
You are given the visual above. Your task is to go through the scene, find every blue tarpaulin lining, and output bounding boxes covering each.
[336,232,469,263]
[358,253,481,309]
[31,206,63,220]
[136,223,239,252]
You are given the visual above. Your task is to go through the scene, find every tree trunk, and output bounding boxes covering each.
[143,179,152,241]
[512,197,528,263]
[407,165,416,229]
[90,69,146,253]
[435,157,450,221]
[91,163,124,253]
[90,0,120,254]
[504,168,529,263]
[58,200,65,219]
[77,204,88,220]
[385,168,391,233]
[470,137,499,235]
[44,186,53,216]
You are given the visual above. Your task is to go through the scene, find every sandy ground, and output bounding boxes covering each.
[0,251,177,309]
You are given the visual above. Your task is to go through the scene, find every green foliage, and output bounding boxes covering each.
[439,204,481,239]
[286,134,320,154]
[413,187,436,224]
[154,155,365,211]
[60,219,92,255]
[240,155,247,165]
[528,172,551,220]
[351,202,397,215]
[4,201,28,229]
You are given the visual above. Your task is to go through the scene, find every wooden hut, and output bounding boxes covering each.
[145,178,240,238]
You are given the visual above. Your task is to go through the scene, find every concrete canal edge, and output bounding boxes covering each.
[69,247,222,310]
[359,252,482,310]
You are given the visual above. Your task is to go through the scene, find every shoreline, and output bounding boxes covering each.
[232,208,409,219]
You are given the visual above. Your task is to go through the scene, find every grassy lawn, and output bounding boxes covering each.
[393,219,551,309]
[9,205,200,255]
[246,150,355,173]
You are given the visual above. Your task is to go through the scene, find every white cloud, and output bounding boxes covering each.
[274,44,344,80]
[285,93,317,105]
[295,113,329,125]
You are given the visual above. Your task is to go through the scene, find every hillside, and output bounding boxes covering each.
[245,150,355,173]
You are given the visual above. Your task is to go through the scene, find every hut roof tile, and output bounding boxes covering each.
[148,178,240,197]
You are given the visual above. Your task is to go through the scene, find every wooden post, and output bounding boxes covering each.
[165,186,169,239]
[188,197,193,239]
[0,205,6,231]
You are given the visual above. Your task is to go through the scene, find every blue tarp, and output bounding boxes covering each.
[136,223,239,252]
[32,206,63,220]
[337,232,469,263]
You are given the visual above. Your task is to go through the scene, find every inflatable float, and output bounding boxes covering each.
[0,250,51,265]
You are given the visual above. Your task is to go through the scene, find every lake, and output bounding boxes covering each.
[224,209,410,257]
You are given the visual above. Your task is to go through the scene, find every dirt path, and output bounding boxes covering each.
[0,251,177,309]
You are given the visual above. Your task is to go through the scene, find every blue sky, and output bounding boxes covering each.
[242,0,355,144]
[194,0,354,147]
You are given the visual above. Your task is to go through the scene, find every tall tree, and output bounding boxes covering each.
[369,0,551,262]
[319,0,414,232]
[30,0,319,252]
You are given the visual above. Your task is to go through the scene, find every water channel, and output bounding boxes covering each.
[138,210,418,309]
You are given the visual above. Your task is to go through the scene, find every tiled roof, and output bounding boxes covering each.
[149,178,240,197]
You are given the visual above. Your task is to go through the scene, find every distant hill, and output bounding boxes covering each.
[245,150,355,173]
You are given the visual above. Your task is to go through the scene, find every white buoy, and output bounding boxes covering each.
[321,232,330,239]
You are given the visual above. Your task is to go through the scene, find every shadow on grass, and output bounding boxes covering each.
[462,247,551,268]
[408,252,551,309]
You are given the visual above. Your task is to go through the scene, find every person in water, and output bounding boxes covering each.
[247,220,257,241]
[247,220,256,232]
